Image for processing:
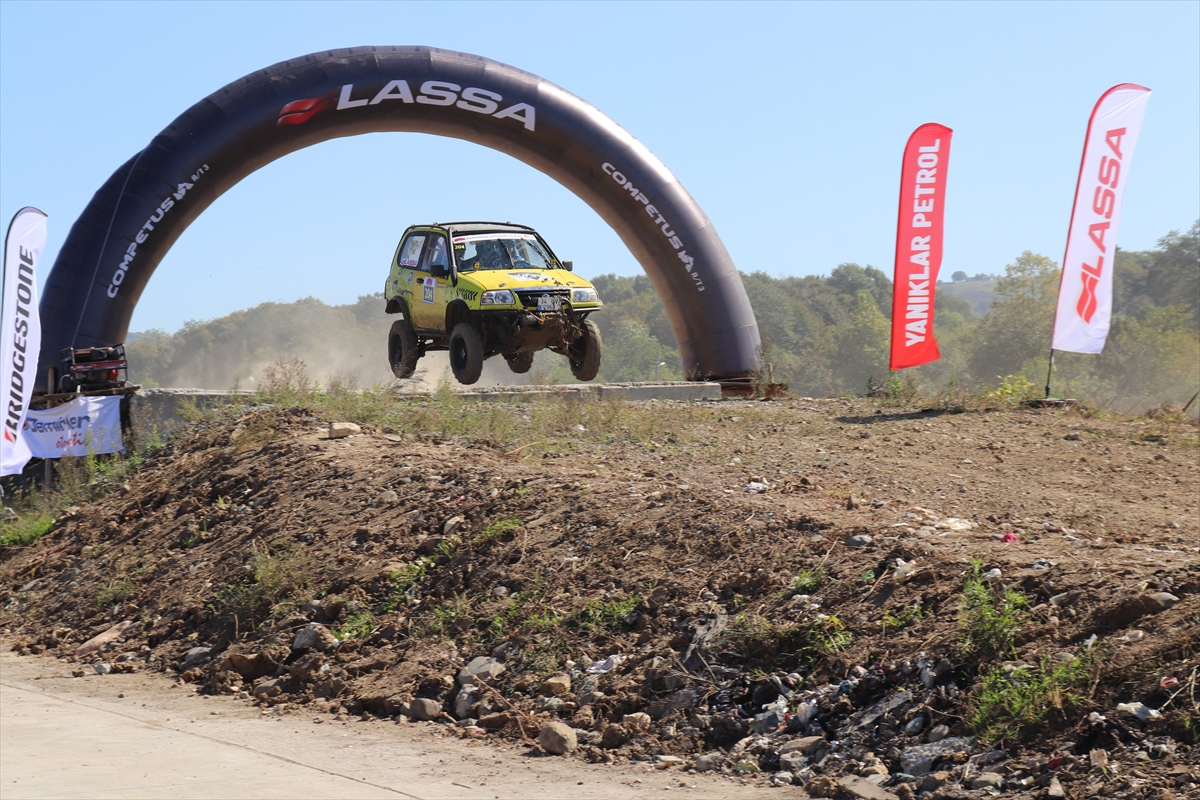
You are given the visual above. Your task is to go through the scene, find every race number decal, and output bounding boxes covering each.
[422,276,436,304]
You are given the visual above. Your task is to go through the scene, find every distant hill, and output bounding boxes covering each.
[116,222,1196,411]
[939,278,997,317]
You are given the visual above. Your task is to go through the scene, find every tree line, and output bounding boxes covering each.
[127,221,1198,413]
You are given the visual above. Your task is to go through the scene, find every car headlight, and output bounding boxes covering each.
[571,288,599,304]
[480,289,515,305]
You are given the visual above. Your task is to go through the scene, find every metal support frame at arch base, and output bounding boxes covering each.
[37,46,760,388]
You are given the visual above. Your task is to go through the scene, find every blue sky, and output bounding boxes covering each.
[2,0,1197,334]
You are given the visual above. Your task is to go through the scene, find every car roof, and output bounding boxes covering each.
[426,221,538,237]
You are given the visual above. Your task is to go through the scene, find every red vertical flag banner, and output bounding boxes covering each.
[890,123,953,370]
[1052,84,1151,354]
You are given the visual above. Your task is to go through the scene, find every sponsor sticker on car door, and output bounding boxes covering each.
[400,236,426,268]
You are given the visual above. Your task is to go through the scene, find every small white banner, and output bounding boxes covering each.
[23,395,124,459]
[1052,84,1151,354]
[1,207,48,476]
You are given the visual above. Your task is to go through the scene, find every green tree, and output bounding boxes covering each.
[969,252,1059,382]
[124,329,175,388]
[1146,221,1199,328]
[835,290,891,392]
[1090,304,1200,411]
[827,263,893,318]
[599,319,679,382]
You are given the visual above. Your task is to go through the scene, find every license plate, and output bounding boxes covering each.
[537,294,562,311]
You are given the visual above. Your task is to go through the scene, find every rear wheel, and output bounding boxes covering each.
[388,318,420,379]
[568,319,602,381]
[449,323,484,385]
[505,352,534,374]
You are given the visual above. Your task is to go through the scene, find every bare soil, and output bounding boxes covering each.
[3,395,1197,799]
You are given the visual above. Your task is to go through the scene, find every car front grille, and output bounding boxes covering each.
[514,288,571,309]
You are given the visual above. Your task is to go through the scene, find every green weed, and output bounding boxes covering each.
[420,596,473,639]
[0,513,56,548]
[257,357,316,405]
[882,602,925,632]
[215,540,313,627]
[519,639,569,677]
[779,568,825,599]
[969,654,1092,743]
[96,580,135,608]
[334,611,377,641]
[726,615,813,663]
[958,560,1028,661]
[810,614,852,653]
[474,518,522,545]
[988,374,1039,404]
[569,594,640,632]
[375,560,431,613]
[484,583,549,638]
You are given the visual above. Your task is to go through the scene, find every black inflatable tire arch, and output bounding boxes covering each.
[37,46,760,387]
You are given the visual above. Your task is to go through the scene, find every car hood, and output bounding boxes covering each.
[457,269,595,292]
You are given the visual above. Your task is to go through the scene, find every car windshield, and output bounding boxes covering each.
[452,233,556,271]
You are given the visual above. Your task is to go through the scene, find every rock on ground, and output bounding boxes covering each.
[408,698,442,721]
[292,624,338,652]
[537,721,577,755]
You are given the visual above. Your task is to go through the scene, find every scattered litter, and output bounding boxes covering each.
[587,655,626,674]
[893,559,919,581]
[1116,702,1162,721]
[744,481,768,494]
[1000,532,1019,543]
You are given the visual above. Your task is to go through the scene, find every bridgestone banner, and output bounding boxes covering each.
[22,395,123,460]
[2,207,47,476]
[891,124,953,370]
[1052,84,1151,354]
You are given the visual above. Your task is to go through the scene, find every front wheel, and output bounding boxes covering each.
[568,319,602,381]
[388,318,420,379]
[448,322,484,385]
[505,352,534,374]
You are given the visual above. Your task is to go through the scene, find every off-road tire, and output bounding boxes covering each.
[568,319,602,381]
[505,352,534,374]
[388,317,420,379]
[449,322,484,385]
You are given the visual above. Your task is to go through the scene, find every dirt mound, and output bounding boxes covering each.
[3,396,1197,797]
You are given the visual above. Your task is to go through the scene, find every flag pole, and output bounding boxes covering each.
[1044,349,1055,399]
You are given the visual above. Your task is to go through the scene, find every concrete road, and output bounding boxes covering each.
[1,649,792,799]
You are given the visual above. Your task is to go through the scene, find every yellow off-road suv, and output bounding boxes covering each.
[384,222,603,385]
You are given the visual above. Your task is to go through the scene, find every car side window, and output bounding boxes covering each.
[421,234,449,273]
[398,234,427,272]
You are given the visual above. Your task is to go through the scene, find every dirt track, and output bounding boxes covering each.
[3,395,1198,798]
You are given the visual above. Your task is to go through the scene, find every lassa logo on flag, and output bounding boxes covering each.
[1052,84,1151,355]
[1076,126,1128,323]
[890,123,953,371]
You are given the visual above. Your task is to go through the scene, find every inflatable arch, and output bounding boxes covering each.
[38,46,760,385]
